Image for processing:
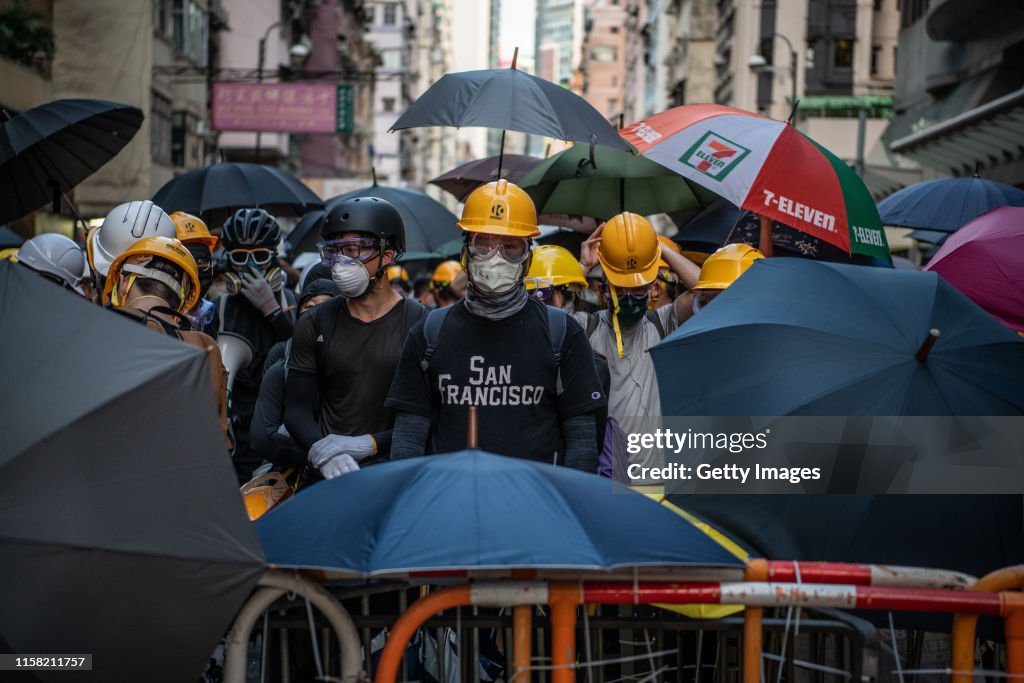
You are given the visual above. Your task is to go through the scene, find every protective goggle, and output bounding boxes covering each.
[467,233,531,264]
[193,256,214,272]
[529,286,559,303]
[228,248,275,268]
[317,237,381,265]
[615,283,653,298]
[691,289,721,313]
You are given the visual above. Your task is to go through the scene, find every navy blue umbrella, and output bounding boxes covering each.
[877,175,1024,233]
[652,259,1024,416]
[327,185,461,257]
[256,450,742,577]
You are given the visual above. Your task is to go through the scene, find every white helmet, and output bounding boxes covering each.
[17,233,87,294]
[89,200,176,276]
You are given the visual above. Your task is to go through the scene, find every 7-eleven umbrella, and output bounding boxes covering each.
[622,104,890,261]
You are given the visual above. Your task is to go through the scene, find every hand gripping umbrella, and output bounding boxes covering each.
[622,104,890,262]
[0,262,264,682]
[0,98,143,224]
[152,162,323,225]
[391,49,632,176]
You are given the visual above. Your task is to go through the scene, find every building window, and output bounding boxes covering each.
[871,45,881,75]
[874,0,882,9]
[150,92,173,165]
[834,39,853,68]
[893,45,898,75]
[608,98,617,115]
[154,0,170,38]
[365,6,375,24]
[172,110,204,169]
[382,97,396,112]
[591,45,617,62]
[171,0,207,65]
[610,26,619,34]
[384,4,397,25]
[381,49,402,69]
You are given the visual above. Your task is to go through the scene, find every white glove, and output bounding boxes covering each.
[240,271,279,316]
[321,453,360,479]
[308,434,377,468]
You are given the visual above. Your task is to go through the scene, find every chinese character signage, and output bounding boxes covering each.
[336,84,354,135]
[212,82,338,133]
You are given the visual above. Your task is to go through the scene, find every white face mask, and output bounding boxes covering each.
[331,261,370,297]
[469,250,523,294]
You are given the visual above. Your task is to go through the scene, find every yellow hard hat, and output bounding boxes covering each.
[170,211,219,251]
[457,179,540,237]
[597,212,661,288]
[432,260,463,286]
[385,264,409,282]
[693,243,765,291]
[525,245,587,289]
[103,236,201,312]
[656,234,682,271]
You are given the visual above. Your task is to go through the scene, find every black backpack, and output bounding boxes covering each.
[420,302,570,394]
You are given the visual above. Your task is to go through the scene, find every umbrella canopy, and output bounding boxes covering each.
[0,262,264,682]
[652,258,1024,416]
[0,225,24,249]
[151,162,323,225]
[906,229,949,245]
[520,143,718,221]
[0,98,143,224]
[327,185,461,256]
[284,207,327,257]
[256,450,743,577]
[622,105,890,261]
[877,175,1024,232]
[924,206,1024,332]
[673,200,866,262]
[430,154,544,201]
[391,67,632,152]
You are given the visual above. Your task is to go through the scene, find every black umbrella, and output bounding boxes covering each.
[391,52,632,174]
[0,226,24,249]
[285,208,327,257]
[429,154,544,201]
[0,99,143,224]
[152,162,323,225]
[0,262,264,682]
[327,185,461,257]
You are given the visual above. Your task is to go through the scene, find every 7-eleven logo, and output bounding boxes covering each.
[680,132,751,181]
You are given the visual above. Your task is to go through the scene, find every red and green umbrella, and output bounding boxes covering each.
[621,104,890,261]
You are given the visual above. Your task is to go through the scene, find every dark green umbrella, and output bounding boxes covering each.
[520,144,718,221]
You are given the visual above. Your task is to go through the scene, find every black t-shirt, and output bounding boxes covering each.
[290,297,411,438]
[385,299,606,462]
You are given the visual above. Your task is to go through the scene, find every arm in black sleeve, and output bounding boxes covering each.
[371,429,393,459]
[390,412,430,459]
[284,368,323,452]
[266,308,294,341]
[562,413,597,472]
[251,361,308,467]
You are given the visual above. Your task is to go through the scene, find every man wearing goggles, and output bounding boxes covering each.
[285,196,429,481]
[213,207,296,482]
[387,180,606,471]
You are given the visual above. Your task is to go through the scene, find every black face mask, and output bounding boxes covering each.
[616,293,649,326]
[185,244,213,297]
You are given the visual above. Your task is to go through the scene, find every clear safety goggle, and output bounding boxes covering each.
[615,283,653,298]
[317,236,381,265]
[228,248,275,268]
[691,289,721,313]
[467,233,531,264]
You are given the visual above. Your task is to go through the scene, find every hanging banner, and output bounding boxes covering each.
[212,82,337,133]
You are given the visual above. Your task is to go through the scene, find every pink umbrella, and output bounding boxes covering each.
[924,205,1024,332]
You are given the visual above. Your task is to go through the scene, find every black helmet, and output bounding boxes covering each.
[322,196,406,253]
[222,208,281,249]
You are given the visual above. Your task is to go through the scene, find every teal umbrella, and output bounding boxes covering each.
[520,144,718,221]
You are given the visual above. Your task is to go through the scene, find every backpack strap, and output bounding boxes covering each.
[646,309,666,340]
[420,305,452,372]
[545,305,568,395]
[585,311,599,338]
[401,298,428,334]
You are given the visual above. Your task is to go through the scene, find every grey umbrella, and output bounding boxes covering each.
[0,262,264,683]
